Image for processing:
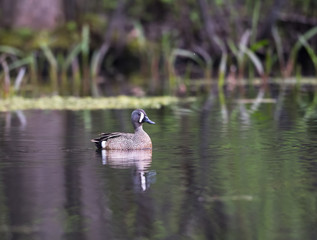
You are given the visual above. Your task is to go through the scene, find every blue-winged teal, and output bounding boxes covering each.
[91,109,155,150]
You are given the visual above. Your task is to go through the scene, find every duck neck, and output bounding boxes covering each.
[134,124,144,133]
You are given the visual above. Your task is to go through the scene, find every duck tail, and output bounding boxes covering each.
[91,138,103,149]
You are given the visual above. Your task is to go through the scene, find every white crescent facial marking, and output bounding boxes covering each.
[139,112,144,123]
[101,141,107,148]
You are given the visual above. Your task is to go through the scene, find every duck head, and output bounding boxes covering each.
[131,109,155,129]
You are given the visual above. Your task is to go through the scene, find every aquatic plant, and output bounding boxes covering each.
[0,0,317,98]
[300,37,317,75]
[283,26,317,78]
[0,96,193,111]
[0,46,31,97]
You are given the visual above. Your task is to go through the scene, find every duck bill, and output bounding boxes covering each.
[144,116,155,124]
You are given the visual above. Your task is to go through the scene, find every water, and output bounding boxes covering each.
[1,90,317,240]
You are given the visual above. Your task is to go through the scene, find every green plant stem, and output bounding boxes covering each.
[40,44,58,94]
[81,25,90,96]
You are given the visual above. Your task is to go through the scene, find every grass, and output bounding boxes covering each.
[1,22,317,99]
[0,95,193,111]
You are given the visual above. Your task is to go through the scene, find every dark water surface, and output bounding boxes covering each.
[1,92,317,240]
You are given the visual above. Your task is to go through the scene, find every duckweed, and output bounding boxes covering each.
[0,96,192,111]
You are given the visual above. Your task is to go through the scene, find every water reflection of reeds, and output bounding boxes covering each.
[0,95,317,239]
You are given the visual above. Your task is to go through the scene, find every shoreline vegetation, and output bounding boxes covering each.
[0,0,317,100]
[1,76,317,112]
[0,95,187,111]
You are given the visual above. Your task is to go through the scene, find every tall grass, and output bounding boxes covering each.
[1,22,317,99]
[81,25,91,96]
[228,30,266,85]
[284,26,317,78]
[0,56,11,97]
[0,25,106,98]
[272,27,285,77]
[40,44,58,93]
[300,37,317,75]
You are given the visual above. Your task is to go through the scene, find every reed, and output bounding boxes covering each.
[130,21,148,78]
[242,47,264,79]
[29,53,38,93]
[171,48,205,93]
[72,57,81,96]
[161,31,176,94]
[40,44,58,94]
[218,52,227,89]
[228,31,250,80]
[284,26,317,78]
[300,37,317,75]
[90,44,109,97]
[295,65,302,88]
[272,27,285,77]
[0,46,23,57]
[13,67,26,93]
[62,43,83,95]
[250,0,261,44]
[264,48,277,78]
[149,47,160,94]
[57,52,68,95]
[81,25,90,96]
[0,10,317,99]
[0,56,11,97]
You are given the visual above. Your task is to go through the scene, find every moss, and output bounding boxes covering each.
[0,96,194,111]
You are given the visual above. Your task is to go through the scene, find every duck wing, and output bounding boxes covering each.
[91,132,123,143]
[91,132,133,149]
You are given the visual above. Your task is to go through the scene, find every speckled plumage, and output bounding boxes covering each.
[91,109,155,150]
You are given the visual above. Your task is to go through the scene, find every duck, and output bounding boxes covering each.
[91,109,155,150]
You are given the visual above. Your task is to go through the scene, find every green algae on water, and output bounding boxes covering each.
[0,96,191,111]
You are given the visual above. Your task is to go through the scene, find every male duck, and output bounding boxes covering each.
[91,109,155,150]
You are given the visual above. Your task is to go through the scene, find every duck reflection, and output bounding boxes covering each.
[97,149,155,191]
